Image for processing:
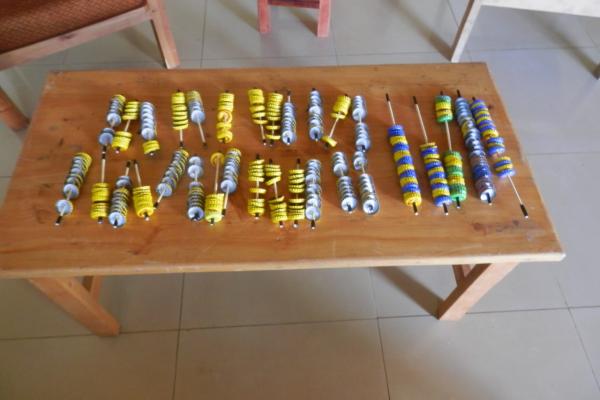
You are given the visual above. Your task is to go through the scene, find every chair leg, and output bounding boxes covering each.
[595,63,600,79]
[317,0,331,38]
[146,0,180,69]
[0,86,28,132]
[258,0,271,34]
[450,0,482,63]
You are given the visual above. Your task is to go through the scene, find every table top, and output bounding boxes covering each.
[0,64,564,278]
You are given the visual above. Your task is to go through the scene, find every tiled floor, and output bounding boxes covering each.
[1,0,600,398]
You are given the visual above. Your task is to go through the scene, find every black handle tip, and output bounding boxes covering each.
[521,204,529,219]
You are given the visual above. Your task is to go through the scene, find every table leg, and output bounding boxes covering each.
[450,0,483,63]
[29,277,119,336]
[438,262,518,320]
[0,86,29,132]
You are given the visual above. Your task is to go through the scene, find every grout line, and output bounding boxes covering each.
[366,269,391,399]
[375,318,392,400]
[331,45,599,59]
[173,306,583,333]
[200,55,338,63]
[366,268,382,320]
[468,45,599,54]
[179,316,380,333]
[3,305,600,342]
[569,305,600,310]
[199,0,208,65]
[0,328,180,342]
[328,10,340,66]
[580,16,600,48]
[554,277,571,309]
[526,150,600,157]
[567,307,600,393]
[376,306,573,321]
[170,273,186,400]
[446,0,460,27]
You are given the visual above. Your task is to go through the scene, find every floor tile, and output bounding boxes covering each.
[370,262,564,317]
[529,154,600,307]
[582,16,600,47]
[0,125,24,176]
[571,307,600,385]
[203,0,336,59]
[338,51,464,66]
[0,275,183,339]
[449,0,594,51]
[63,24,165,65]
[99,274,184,332]
[181,269,376,328]
[333,0,458,56]
[174,320,388,400]
[380,310,600,400]
[470,47,600,154]
[162,0,207,61]
[0,64,60,117]
[201,56,337,68]
[0,331,177,400]
[60,60,202,71]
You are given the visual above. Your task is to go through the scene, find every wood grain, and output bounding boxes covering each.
[0,85,29,131]
[0,64,564,278]
[439,262,518,320]
[29,277,119,336]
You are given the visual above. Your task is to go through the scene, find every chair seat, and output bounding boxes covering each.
[0,0,146,53]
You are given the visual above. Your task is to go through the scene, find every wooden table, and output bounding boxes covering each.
[0,64,564,336]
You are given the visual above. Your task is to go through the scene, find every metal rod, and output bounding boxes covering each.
[133,160,143,187]
[213,158,220,194]
[444,121,453,151]
[385,93,397,125]
[412,96,429,143]
[100,146,107,183]
[508,175,529,218]
[197,123,207,147]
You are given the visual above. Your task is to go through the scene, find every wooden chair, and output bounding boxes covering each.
[0,0,179,132]
[258,0,331,38]
[450,0,600,77]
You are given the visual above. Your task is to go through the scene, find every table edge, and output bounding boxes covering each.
[0,251,566,279]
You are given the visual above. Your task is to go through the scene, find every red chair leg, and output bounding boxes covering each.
[258,0,271,33]
[317,0,331,37]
